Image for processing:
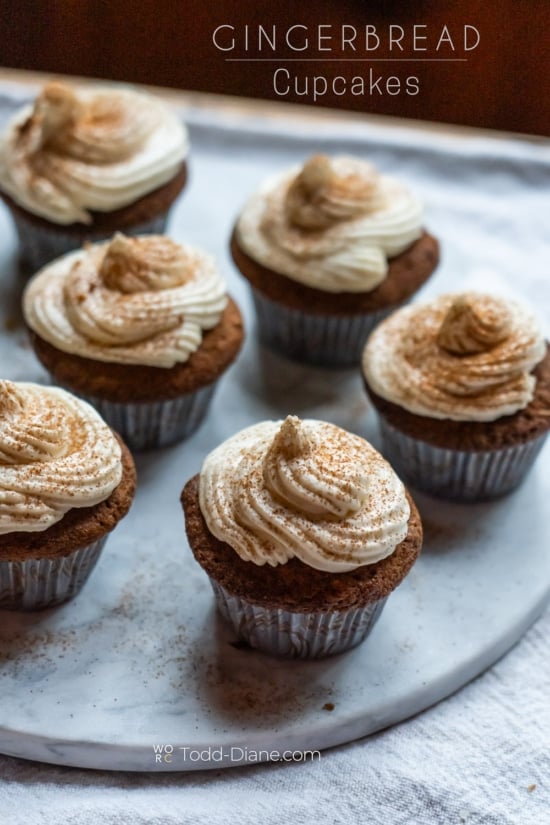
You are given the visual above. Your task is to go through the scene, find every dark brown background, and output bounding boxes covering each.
[2,1,549,135]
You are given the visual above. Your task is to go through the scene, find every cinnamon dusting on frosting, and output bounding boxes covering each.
[235,153,423,293]
[285,154,379,230]
[199,417,409,572]
[23,235,227,368]
[0,82,188,224]
[363,291,546,422]
[100,234,195,293]
[437,294,512,356]
[0,381,122,534]
[265,415,310,460]
[0,381,24,422]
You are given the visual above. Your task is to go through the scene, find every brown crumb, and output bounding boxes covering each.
[0,435,136,561]
[30,298,244,403]
[322,702,335,712]
[2,163,187,232]
[365,345,550,451]
[3,316,18,332]
[231,229,439,315]
[181,476,423,611]
[527,784,536,793]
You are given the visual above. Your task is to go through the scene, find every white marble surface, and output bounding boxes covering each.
[0,96,549,771]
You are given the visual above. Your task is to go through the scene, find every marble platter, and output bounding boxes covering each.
[0,93,549,771]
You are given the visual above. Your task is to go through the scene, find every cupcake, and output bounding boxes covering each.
[181,416,422,659]
[231,153,439,367]
[0,81,189,271]
[23,233,244,451]
[362,292,550,501]
[0,380,136,610]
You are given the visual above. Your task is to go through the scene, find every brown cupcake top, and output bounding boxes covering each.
[0,381,130,549]
[0,434,136,562]
[363,292,546,423]
[232,228,439,315]
[365,345,550,451]
[24,234,229,369]
[29,296,244,403]
[0,81,188,225]
[197,417,412,574]
[0,163,188,235]
[234,153,425,294]
[182,474,422,612]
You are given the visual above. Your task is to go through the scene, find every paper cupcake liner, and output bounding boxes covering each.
[58,383,217,452]
[0,536,107,611]
[378,417,549,502]
[211,580,388,659]
[250,288,395,367]
[10,209,169,274]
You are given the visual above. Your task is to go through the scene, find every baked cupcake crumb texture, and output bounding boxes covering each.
[0,81,189,226]
[235,153,425,294]
[25,234,228,368]
[182,475,422,612]
[364,292,547,423]
[24,234,244,402]
[198,416,411,571]
[182,416,422,612]
[0,381,136,560]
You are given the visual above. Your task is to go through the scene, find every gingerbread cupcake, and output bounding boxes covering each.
[0,381,136,610]
[181,416,422,659]
[0,81,189,271]
[23,234,244,451]
[231,153,439,367]
[362,292,550,501]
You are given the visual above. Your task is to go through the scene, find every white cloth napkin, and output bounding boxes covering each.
[0,607,548,824]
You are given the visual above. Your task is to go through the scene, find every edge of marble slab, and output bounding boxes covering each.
[0,588,547,773]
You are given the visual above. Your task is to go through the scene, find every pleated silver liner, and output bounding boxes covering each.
[0,536,107,611]
[211,580,388,659]
[53,381,217,452]
[379,417,549,502]
[10,209,168,274]
[250,288,396,367]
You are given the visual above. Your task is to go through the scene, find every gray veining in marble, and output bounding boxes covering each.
[0,96,549,771]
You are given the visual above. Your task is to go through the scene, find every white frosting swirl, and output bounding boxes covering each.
[235,154,423,293]
[199,416,410,572]
[0,81,189,224]
[363,292,546,422]
[0,381,122,534]
[23,234,228,368]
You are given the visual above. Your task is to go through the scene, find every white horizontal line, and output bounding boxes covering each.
[225,58,468,63]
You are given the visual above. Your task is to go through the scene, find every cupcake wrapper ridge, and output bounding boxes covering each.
[251,287,396,368]
[0,536,108,611]
[378,417,549,502]
[211,579,388,659]
[53,382,218,452]
[10,209,169,274]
